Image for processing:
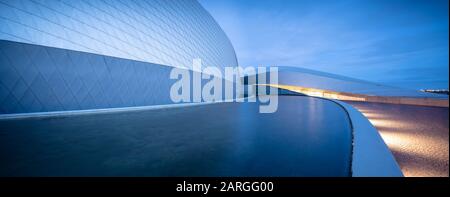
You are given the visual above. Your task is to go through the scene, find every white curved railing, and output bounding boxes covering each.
[335,100,403,177]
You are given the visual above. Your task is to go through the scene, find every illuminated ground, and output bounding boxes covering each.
[346,101,449,177]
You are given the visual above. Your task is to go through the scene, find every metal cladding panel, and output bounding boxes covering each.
[0,40,229,114]
[0,0,239,114]
[0,0,237,70]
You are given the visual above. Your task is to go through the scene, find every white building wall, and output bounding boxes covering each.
[0,0,238,70]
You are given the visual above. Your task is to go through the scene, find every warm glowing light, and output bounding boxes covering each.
[267,84,367,102]
[368,119,388,127]
[351,104,448,177]
[379,132,446,163]
[361,112,386,119]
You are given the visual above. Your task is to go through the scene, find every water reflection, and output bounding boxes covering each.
[0,96,353,177]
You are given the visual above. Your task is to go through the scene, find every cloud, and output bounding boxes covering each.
[200,0,449,89]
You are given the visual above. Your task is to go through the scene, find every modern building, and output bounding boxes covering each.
[245,67,448,177]
[247,66,448,107]
[0,0,237,114]
[0,0,447,177]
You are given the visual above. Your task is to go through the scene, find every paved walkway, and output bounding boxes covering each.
[346,101,449,177]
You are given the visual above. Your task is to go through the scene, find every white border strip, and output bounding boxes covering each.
[0,103,208,120]
[0,97,251,120]
[335,100,403,177]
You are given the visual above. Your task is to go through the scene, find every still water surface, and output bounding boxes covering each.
[0,96,352,176]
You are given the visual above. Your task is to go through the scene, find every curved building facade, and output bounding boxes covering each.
[0,0,237,70]
[0,0,238,114]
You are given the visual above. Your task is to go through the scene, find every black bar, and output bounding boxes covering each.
[0,178,448,195]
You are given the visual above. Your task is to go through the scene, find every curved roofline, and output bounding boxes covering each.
[195,0,239,67]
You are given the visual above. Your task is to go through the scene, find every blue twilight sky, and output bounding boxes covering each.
[199,0,449,89]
